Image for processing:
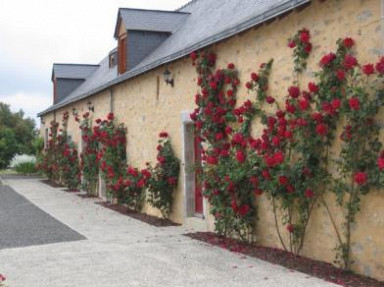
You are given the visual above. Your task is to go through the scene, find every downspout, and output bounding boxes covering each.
[381,0,384,54]
[109,87,115,113]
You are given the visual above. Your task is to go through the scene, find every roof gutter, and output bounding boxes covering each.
[38,0,311,117]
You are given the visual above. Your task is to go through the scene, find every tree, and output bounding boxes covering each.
[0,102,37,169]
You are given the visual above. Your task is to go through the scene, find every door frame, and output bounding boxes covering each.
[181,111,207,219]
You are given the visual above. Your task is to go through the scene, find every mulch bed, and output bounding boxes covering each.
[184,232,383,287]
[96,202,181,227]
[77,194,98,199]
[40,180,65,188]
[64,189,80,193]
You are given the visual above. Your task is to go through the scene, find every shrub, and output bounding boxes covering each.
[9,154,37,174]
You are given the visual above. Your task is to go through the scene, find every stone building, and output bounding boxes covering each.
[38,0,384,280]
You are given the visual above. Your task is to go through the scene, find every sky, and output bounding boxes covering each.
[0,0,189,125]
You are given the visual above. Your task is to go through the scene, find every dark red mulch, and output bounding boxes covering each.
[40,180,65,188]
[184,232,383,287]
[96,202,181,227]
[64,189,80,193]
[77,194,98,199]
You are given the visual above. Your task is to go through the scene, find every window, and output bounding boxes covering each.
[109,52,117,68]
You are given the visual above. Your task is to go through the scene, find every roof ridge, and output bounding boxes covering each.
[176,0,198,12]
[119,7,190,14]
[53,63,100,66]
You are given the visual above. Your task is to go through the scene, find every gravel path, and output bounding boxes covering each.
[0,177,338,287]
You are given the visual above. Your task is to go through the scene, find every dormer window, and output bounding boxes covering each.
[109,50,118,68]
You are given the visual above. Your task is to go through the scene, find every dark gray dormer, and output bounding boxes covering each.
[114,8,190,74]
[52,64,99,104]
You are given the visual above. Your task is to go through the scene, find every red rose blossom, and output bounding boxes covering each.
[354,172,367,186]
[245,82,252,89]
[286,224,294,233]
[375,57,384,75]
[349,97,360,110]
[300,29,310,43]
[320,53,336,66]
[288,40,296,48]
[331,98,341,109]
[236,150,246,163]
[190,51,197,61]
[278,176,288,185]
[227,63,235,70]
[266,96,275,104]
[336,69,346,81]
[343,37,355,48]
[305,189,314,198]
[107,113,114,121]
[343,55,358,70]
[362,64,375,75]
[251,73,259,81]
[288,86,300,98]
[316,123,328,136]
[159,131,168,138]
[377,156,384,171]
[308,82,319,93]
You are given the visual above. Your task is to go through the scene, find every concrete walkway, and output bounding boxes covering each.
[0,177,338,287]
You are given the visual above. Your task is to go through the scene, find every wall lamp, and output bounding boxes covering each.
[163,68,174,87]
[87,101,95,112]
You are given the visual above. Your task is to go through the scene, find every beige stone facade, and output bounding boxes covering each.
[40,0,384,280]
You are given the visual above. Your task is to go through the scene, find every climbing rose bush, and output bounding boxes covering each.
[147,132,180,218]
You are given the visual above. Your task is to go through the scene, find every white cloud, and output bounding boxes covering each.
[0,92,51,123]
[0,0,189,126]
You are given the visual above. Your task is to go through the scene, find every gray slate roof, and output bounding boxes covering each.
[39,0,310,116]
[52,64,99,80]
[114,8,190,37]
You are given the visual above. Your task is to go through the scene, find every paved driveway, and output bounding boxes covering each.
[0,177,337,287]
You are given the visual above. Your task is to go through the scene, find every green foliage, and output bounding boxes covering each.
[13,162,36,174]
[147,133,180,218]
[0,102,36,168]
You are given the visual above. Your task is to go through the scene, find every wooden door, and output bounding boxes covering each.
[194,132,203,214]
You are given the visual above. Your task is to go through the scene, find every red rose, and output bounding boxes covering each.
[227,90,234,97]
[250,176,259,186]
[167,177,177,186]
[320,53,336,66]
[190,51,197,61]
[262,169,271,180]
[197,78,203,86]
[95,118,101,124]
[231,199,238,213]
[278,176,288,185]
[349,97,360,110]
[273,151,284,165]
[266,96,275,104]
[251,73,259,81]
[227,63,235,70]
[354,172,367,186]
[236,150,246,163]
[304,43,312,54]
[159,131,168,138]
[288,40,296,48]
[300,29,310,43]
[288,86,300,98]
[238,204,250,216]
[272,136,280,147]
[377,156,384,171]
[336,69,345,81]
[305,189,314,198]
[286,224,294,233]
[343,55,358,70]
[245,82,252,89]
[206,156,218,165]
[299,99,309,111]
[254,189,263,195]
[331,98,341,109]
[157,156,166,164]
[286,184,295,193]
[343,37,355,48]
[362,64,375,75]
[375,57,384,75]
[316,124,328,136]
[107,113,114,121]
